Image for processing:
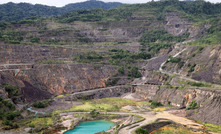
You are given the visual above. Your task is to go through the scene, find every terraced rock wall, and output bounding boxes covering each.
[56,85,132,101]
[0,64,118,101]
[134,84,221,124]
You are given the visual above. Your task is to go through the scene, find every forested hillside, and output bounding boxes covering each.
[0,0,122,22]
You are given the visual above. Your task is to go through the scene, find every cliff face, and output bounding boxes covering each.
[134,85,221,125]
[0,44,81,64]
[0,64,117,97]
[56,85,132,101]
[161,45,221,84]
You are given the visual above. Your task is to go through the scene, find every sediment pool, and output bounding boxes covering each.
[64,120,114,134]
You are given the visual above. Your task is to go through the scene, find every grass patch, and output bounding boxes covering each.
[186,100,197,110]
[135,127,149,134]
[152,124,195,134]
[53,98,148,114]
[69,98,137,112]
[56,95,64,98]
[28,117,53,127]
[187,81,211,87]
[33,99,52,108]
[202,123,221,133]
[153,107,168,112]
[149,100,163,108]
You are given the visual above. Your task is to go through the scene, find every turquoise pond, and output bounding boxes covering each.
[64,120,115,134]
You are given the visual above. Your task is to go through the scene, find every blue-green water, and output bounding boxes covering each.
[64,120,115,134]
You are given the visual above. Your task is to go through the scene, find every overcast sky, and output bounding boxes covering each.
[0,0,220,7]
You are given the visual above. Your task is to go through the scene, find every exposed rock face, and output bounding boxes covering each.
[57,85,132,101]
[163,45,221,84]
[0,44,77,64]
[0,43,141,64]
[0,64,117,97]
[164,12,191,36]
[21,81,52,102]
[134,84,221,124]
[164,12,210,38]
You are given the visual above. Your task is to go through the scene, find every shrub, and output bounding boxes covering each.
[76,52,103,63]
[118,66,125,75]
[6,112,18,120]
[78,37,90,43]
[128,67,142,78]
[90,109,100,118]
[105,78,120,86]
[188,63,196,72]
[198,46,204,52]
[178,61,185,69]
[4,85,20,98]
[188,81,211,87]
[135,128,149,134]
[168,101,171,106]
[169,57,181,63]
[150,101,163,107]
[2,119,13,126]
[33,100,52,108]
[187,100,197,110]
[2,100,15,110]
[29,36,40,43]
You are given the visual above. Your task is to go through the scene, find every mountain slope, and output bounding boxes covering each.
[0,0,221,130]
[0,0,122,22]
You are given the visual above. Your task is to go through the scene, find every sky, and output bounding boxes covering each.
[0,0,220,7]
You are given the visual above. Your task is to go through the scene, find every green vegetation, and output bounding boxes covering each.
[128,67,142,78]
[0,30,24,44]
[139,29,189,54]
[140,30,189,44]
[106,78,120,86]
[0,22,7,30]
[28,117,53,127]
[4,85,20,98]
[75,52,103,63]
[166,57,185,69]
[90,109,100,118]
[2,85,22,105]
[0,97,20,128]
[37,59,65,64]
[0,1,122,22]
[187,81,211,87]
[68,98,135,112]
[152,124,194,134]
[53,98,148,114]
[187,100,197,110]
[149,100,163,108]
[28,35,40,43]
[32,99,52,108]
[188,63,196,72]
[74,49,146,81]
[58,8,132,23]
[118,66,125,75]
[153,107,168,112]
[201,122,221,133]
[169,57,181,63]
[0,0,220,49]
[135,128,149,134]
[108,49,151,66]
[178,61,185,69]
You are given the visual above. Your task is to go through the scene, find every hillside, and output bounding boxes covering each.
[0,0,122,22]
[0,0,221,133]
